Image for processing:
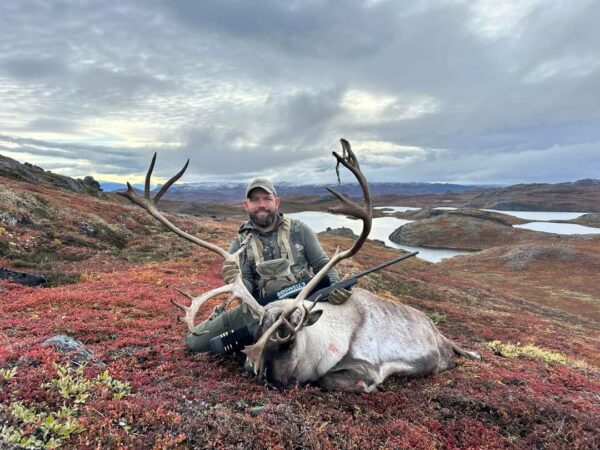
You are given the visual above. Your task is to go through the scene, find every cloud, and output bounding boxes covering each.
[0,56,69,80]
[0,0,598,185]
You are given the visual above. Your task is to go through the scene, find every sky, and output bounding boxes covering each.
[0,0,599,186]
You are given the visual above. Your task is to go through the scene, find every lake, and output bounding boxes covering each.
[514,222,600,234]
[483,210,586,221]
[288,207,600,263]
[287,211,471,263]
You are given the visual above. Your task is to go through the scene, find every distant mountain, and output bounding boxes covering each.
[158,181,484,204]
[461,178,600,212]
[2,153,599,212]
[378,179,600,213]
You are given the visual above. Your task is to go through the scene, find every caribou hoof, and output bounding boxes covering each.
[352,379,377,393]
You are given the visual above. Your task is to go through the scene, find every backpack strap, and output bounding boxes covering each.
[277,218,295,266]
[246,231,265,265]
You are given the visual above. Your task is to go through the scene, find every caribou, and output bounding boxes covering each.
[119,139,480,392]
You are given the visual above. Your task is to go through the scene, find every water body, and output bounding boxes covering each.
[483,210,586,221]
[378,207,588,222]
[514,222,600,234]
[287,211,471,263]
[288,207,599,263]
[375,206,421,213]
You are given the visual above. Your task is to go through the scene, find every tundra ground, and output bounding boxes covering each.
[1,176,598,449]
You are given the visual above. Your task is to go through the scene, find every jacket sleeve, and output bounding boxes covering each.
[228,237,258,296]
[299,221,340,284]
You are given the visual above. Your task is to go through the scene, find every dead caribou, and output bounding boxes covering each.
[119,139,480,392]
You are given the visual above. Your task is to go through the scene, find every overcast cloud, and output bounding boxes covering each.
[0,0,598,185]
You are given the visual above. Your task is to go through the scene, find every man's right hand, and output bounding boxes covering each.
[222,260,241,284]
[328,288,352,305]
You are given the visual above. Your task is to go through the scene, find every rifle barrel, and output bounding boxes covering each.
[351,251,418,280]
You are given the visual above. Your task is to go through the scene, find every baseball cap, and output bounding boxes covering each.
[245,178,277,197]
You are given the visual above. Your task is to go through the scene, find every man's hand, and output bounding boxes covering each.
[222,260,241,284]
[328,288,352,305]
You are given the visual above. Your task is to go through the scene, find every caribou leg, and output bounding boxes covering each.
[316,370,378,393]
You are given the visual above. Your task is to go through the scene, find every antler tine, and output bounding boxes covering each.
[171,282,264,334]
[145,153,157,199]
[154,159,190,204]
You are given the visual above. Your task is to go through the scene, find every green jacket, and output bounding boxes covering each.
[229,214,339,303]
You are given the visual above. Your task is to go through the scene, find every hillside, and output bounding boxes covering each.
[1,172,599,448]
[375,179,600,213]
[0,154,102,196]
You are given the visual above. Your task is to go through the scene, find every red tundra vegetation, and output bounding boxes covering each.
[1,175,599,449]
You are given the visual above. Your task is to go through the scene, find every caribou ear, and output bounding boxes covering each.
[304,310,323,327]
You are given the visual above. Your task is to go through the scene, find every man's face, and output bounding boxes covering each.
[243,188,281,229]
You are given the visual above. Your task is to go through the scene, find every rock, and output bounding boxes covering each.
[319,227,358,239]
[82,176,102,193]
[41,335,106,367]
[234,400,248,411]
[249,406,266,416]
[0,268,47,286]
[79,222,96,236]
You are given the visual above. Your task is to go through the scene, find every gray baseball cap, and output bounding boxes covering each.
[245,178,277,197]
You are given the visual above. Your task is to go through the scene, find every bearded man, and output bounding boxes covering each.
[186,178,350,354]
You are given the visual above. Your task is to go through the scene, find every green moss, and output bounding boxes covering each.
[485,341,589,368]
[1,363,132,449]
[0,367,17,381]
[426,311,447,325]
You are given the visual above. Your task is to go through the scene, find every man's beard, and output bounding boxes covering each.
[249,209,278,228]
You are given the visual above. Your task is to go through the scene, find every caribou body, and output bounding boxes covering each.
[119,139,480,393]
[257,289,480,392]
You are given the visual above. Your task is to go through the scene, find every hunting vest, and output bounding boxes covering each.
[243,217,312,299]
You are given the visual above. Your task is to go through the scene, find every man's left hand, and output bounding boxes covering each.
[328,288,352,305]
[222,260,241,284]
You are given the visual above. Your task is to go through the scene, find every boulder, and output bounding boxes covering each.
[41,335,106,367]
[0,268,47,286]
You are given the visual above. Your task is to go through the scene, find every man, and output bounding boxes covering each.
[186,178,350,354]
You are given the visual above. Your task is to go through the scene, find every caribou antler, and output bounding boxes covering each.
[243,138,372,377]
[117,153,265,332]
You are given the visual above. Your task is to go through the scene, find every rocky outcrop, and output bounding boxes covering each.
[0,154,102,196]
[570,213,600,229]
[319,227,358,239]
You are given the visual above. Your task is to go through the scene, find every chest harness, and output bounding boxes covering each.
[244,218,312,300]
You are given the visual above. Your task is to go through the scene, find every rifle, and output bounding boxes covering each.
[261,251,419,304]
